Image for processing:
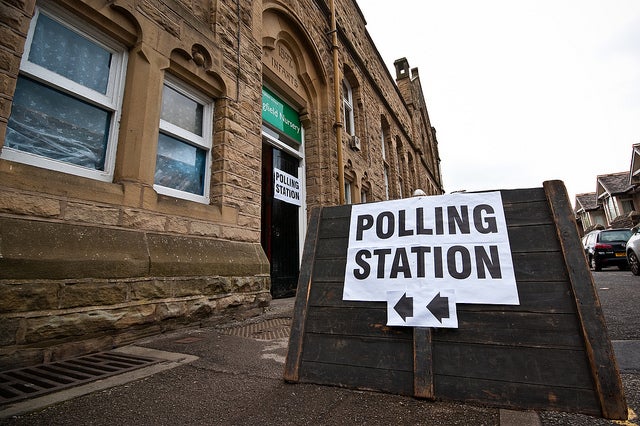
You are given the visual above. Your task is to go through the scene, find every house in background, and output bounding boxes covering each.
[596,171,636,229]
[627,143,640,211]
[574,143,640,233]
[574,192,606,234]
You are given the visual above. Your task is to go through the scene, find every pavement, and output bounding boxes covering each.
[0,297,638,426]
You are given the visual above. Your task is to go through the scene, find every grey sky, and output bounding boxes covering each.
[360,1,640,205]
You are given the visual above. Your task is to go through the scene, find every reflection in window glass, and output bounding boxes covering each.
[154,133,206,195]
[6,76,110,170]
[161,84,203,135]
[29,13,111,94]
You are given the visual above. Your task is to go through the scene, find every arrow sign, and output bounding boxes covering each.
[387,288,458,328]
[427,292,449,323]
[394,293,413,321]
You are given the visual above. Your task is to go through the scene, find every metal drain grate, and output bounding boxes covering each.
[0,351,161,405]
[220,318,291,340]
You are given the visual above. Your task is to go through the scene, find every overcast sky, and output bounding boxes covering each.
[359,1,640,206]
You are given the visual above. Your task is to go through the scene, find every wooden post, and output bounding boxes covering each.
[544,180,627,420]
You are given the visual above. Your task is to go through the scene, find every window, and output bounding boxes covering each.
[383,166,390,200]
[2,5,127,181]
[342,80,354,136]
[622,198,635,214]
[344,180,353,204]
[360,188,368,203]
[154,76,213,203]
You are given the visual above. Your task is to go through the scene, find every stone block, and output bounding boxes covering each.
[114,304,157,329]
[23,311,119,344]
[0,217,149,279]
[49,335,114,363]
[0,191,61,217]
[60,281,128,309]
[0,346,45,371]
[155,301,188,321]
[173,276,232,297]
[232,275,269,293]
[165,216,190,233]
[121,209,167,231]
[63,202,120,226]
[0,281,59,313]
[147,233,269,277]
[130,279,172,301]
[0,317,19,346]
[190,220,221,237]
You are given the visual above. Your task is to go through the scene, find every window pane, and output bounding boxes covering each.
[6,76,110,170]
[161,85,203,135]
[155,133,206,195]
[29,13,111,94]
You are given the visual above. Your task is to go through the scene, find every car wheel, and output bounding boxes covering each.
[590,256,602,271]
[629,251,640,276]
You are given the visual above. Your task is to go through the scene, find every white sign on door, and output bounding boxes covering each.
[273,167,301,206]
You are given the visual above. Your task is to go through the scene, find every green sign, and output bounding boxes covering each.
[262,87,301,143]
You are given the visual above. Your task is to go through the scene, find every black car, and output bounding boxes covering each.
[583,228,632,271]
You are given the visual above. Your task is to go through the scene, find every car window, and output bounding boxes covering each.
[600,230,632,242]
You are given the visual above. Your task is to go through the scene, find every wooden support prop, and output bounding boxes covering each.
[543,180,627,419]
[284,182,627,419]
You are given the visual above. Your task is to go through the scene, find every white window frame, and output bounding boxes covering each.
[153,75,213,204]
[1,4,127,182]
[342,80,354,136]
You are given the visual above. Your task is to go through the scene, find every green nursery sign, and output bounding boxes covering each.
[262,86,302,143]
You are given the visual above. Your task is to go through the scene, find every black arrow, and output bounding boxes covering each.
[394,293,413,322]
[427,292,450,323]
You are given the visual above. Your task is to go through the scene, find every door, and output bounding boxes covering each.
[261,143,300,298]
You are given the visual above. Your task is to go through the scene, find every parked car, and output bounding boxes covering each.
[626,226,640,275]
[583,228,632,271]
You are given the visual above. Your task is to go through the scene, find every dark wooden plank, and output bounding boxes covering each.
[305,306,411,339]
[299,360,414,396]
[544,180,627,419]
[500,187,547,203]
[433,342,594,389]
[301,333,413,372]
[435,375,601,416]
[512,252,568,282]
[317,216,350,239]
[506,224,561,253]
[284,207,322,382]
[413,328,433,399]
[307,280,380,307]
[315,236,348,258]
[320,204,352,219]
[504,200,555,226]
[432,312,585,349]
[312,258,347,282]
[458,280,576,313]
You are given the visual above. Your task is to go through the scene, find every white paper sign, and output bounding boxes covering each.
[343,192,519,307]
[273,168,301,206]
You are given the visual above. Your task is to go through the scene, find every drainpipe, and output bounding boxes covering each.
[330,0,345,205]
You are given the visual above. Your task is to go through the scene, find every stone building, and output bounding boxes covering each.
[0,0,443,368]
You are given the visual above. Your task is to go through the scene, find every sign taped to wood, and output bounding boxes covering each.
[284,181,627,420]
[343,191,518,327]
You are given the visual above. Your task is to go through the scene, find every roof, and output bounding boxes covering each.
[596,171,632,199]
[574,192,599,212]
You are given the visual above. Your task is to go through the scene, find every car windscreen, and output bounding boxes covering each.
[600,230,632,242]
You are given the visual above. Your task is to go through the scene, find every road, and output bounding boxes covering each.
[593,269,640,340]
[540,269,640,425]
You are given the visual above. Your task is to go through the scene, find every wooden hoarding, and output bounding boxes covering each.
[284,181,627,419]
